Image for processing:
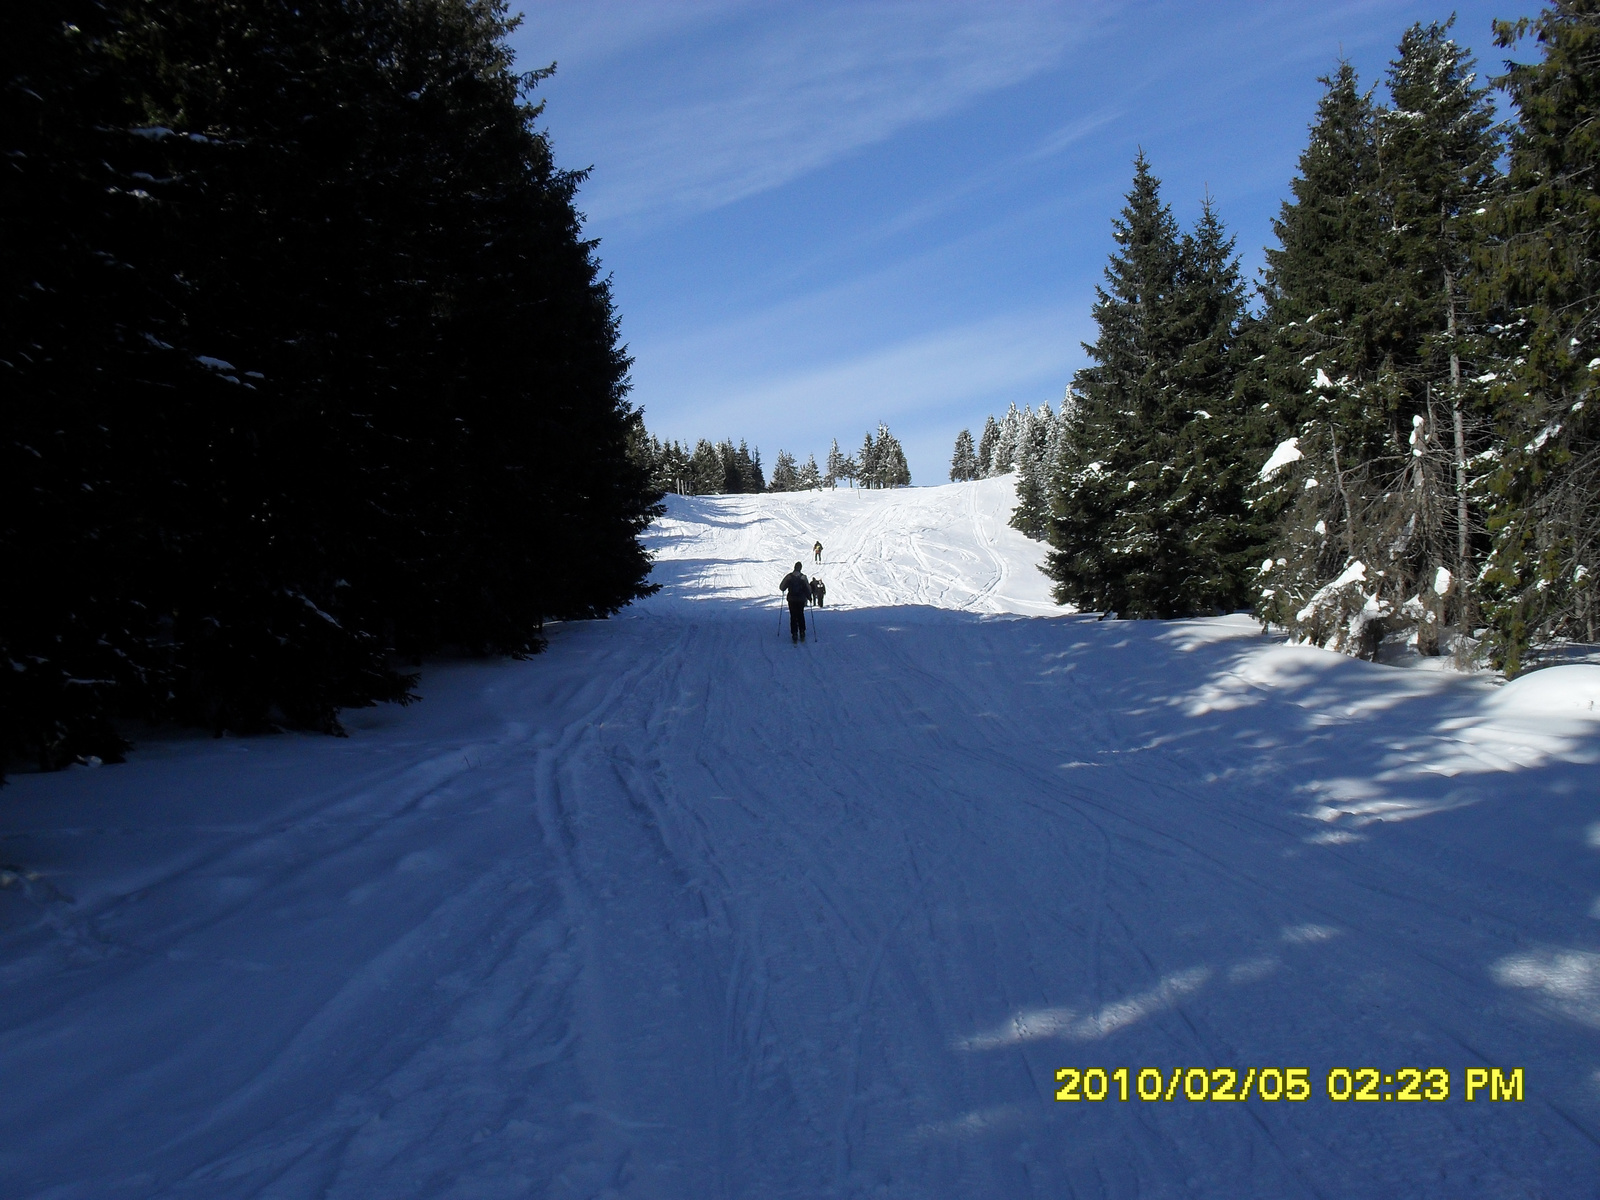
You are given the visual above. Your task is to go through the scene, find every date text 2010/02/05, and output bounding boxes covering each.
[1053,1067,1523,1103]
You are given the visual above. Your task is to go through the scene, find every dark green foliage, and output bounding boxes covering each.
[1045,155,1253,616]
[734,442,767,493]
[1009,435,1050,538]
[1047,154,1185,615]
[856,424,910,488]
[768,450,801,492]
[949,429,979,481]
[1479,2,1600,668]
[1166,200,1264,606]
[633,435,763,495]
[1254,27,1501,656]
[2,1,658,771]
[976,415,1000,477]
[825,439,848,487]
[1249,63,1386,645]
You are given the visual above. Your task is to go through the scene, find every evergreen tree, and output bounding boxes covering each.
[1165,196,1257,610]
[950,429,979,481]
[990,403,1022,474]
[1044,152,1189,615]
[1010,436,1050,538]
[797,454,821,490]
[689,439,724,494]
[2,0,659,769]
[1255,29,1500,656]
[1249,63,1388,650]
[876,424,911,486]
[768,450,800,492]
[717,439,763,493]
[1479,2,1600,667]
[976,415,1000,478]
[649,438,692,495]
[825,438,847,487]
[858,431,881,487]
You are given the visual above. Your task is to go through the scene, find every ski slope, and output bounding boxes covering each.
[2,477,1598,1199]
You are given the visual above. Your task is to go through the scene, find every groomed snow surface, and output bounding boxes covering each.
[3,475,1599,1199]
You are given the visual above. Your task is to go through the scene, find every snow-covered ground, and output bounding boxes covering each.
[3,476,1598,1199]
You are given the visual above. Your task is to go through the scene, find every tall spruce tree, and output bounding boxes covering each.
[989,403,1022,474]
[876,424,911,487]
[950,429,979,481]
[1045,153,1189,615]
[858,431,880,487]
[1480,2,1600,667]
[1254,30,1500,656]
[976,416,1000,477]
[1250,63,1387,649]
[1164,198,1256,610]
[768,450,800,492]
[1379,18,1500,651]
[826,438,847,487]
[1011,436,1050,539]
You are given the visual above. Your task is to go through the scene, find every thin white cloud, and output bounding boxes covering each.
[524,1,1101,222]
[640,306,1082,445]
[1023,107,1126,164]
[517,0,744,69]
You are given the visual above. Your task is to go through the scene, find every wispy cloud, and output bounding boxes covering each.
[1022,108,1127,164]
[521,1,1102,223]
[636,304,1084,447]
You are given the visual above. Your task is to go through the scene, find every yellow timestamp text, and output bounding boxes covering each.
[1054,1067,1524,1102]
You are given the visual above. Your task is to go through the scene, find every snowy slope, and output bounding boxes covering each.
[635,474,1058,616]
[2,479,1598,1199]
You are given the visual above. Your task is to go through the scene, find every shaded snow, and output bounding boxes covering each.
[2,478,1598,1198]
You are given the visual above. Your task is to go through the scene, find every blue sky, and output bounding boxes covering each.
[510,1,1538,485]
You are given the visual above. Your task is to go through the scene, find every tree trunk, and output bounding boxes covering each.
[1417,391,1439,657]
[1446,270,1475,634]
[1328,424,1356,561]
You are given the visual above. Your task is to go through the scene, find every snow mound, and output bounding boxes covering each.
[1487,664,1600,718]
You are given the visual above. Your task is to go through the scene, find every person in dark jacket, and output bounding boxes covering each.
[779,562,810,643]
[810,578,826,606]
[813,541,823,564]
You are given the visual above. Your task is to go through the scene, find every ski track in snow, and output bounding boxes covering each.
[2,475,1599,1198]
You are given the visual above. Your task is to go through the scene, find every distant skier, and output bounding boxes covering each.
[813,541,823,564]
[810,578,826,606]
[779,562,811,643]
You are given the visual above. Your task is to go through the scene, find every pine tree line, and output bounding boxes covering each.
[634,424,911,493]
[949,401,1074,539]
[630,434,766,495]
[2,1,659,771]
[1006,5,1599,669]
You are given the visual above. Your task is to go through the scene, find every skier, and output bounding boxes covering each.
[813,541,823,564]
[779,561,811,643]
[810,577,826,607]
